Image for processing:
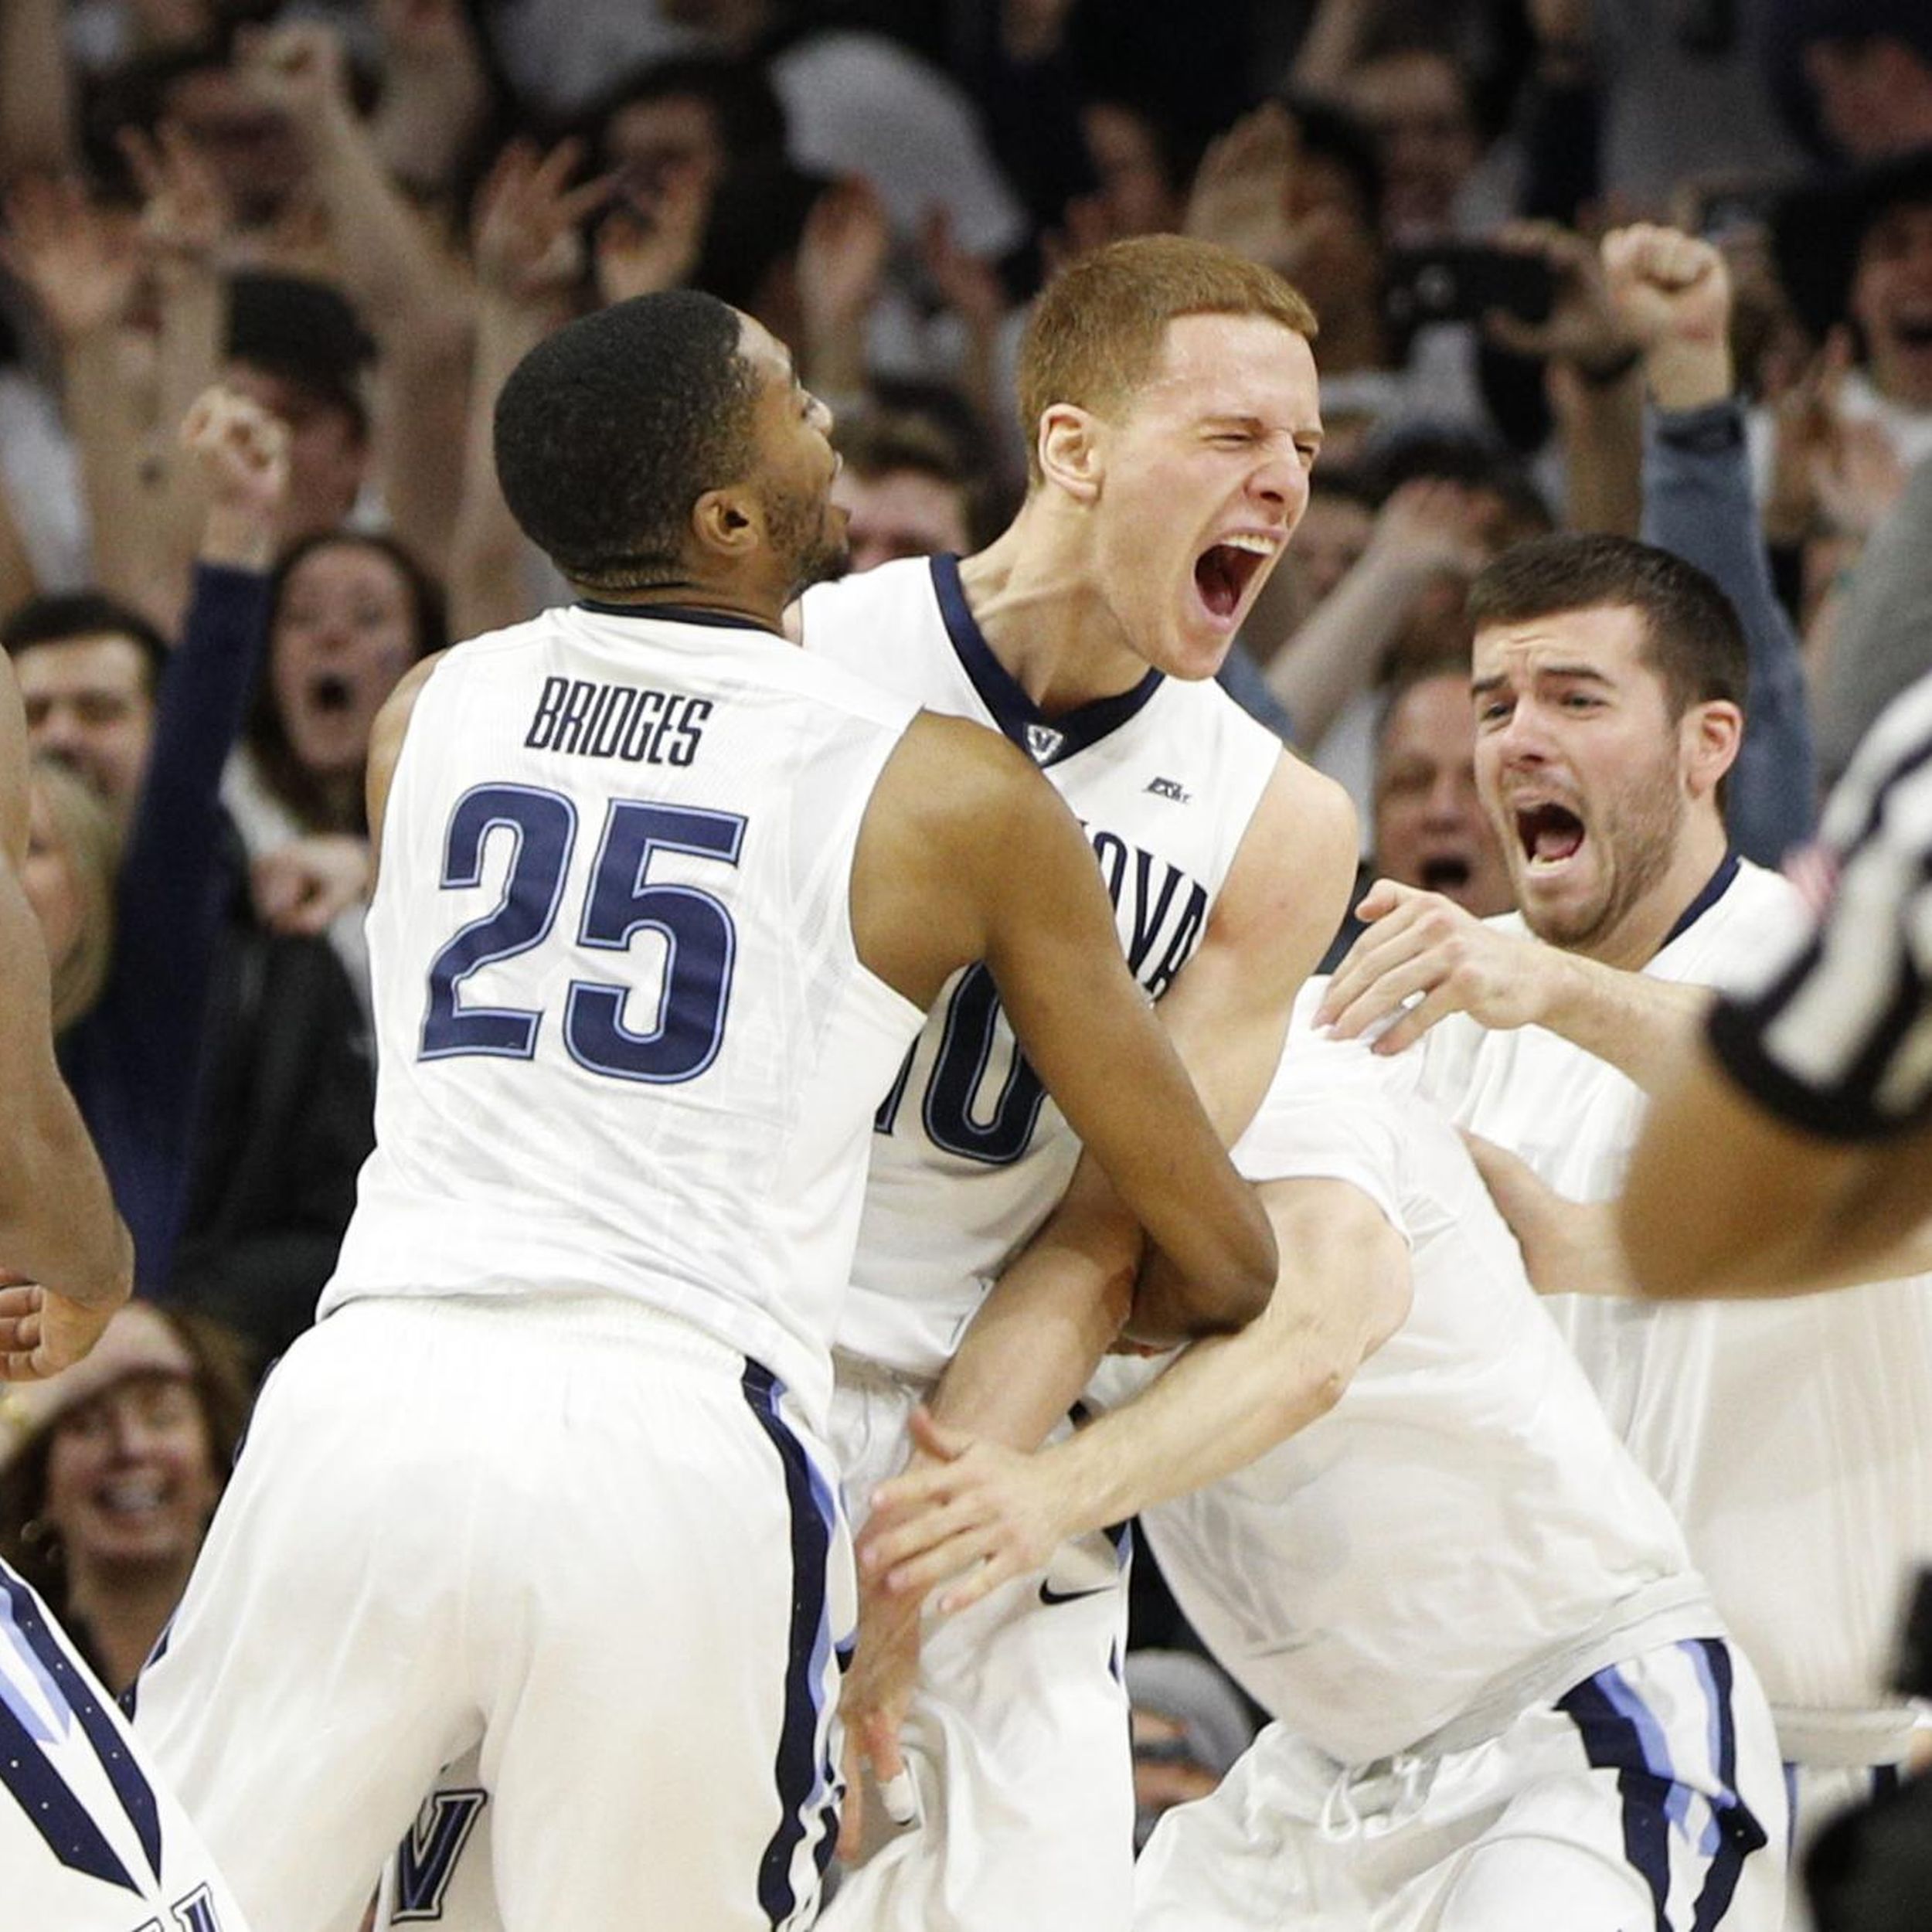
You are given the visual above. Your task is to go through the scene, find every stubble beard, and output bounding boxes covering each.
[1513,753,1687,958]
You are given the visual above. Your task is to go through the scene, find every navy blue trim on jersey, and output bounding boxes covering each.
[741,1362,838,1927]
[0,1564,164,1891]
[1658,850,1740,954]
[929,555,1162,765]
[1686,1639,1763,1932]
[577,598,781,635]
[0,1695,141,1891]
[1557,1671,1675,1930]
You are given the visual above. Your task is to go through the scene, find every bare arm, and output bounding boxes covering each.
[856,715,1282,1329]
[447,140,612,640]
[1319,877,1713,1087]
[1261,481,1494,750]
[0,667,133,1345]
[0,0,75,183]
[1470,1124,1932,1299]
[859,1177,1410,1614]
[1621,1039,1932,1297]
[238,22,474,577]
[926,753,1358,1454]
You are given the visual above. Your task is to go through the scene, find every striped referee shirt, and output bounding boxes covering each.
[1707,668,1932,1141]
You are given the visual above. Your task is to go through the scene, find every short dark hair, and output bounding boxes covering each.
[493,291,758,591]
[583,54,789,169]
[226,274,376,441]
[1467,534,1747,726]
[2,591,171,696]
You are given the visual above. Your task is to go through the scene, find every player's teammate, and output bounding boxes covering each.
[802,235,1354,1932]
[386,233,1356,1932]
[1317,529,1932,1906]
[0,397,268,1932]
[861,999,1787,1930]
[130,290,1277,1932]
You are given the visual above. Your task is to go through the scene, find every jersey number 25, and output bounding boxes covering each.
[418,781,745,1085]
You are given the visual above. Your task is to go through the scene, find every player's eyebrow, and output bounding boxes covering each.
[1471,663,1617,700]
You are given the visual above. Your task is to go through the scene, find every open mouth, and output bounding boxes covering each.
[1193,535,1275,621]
[309,672,354,714]
[1420,854,1472,892]
[1515,802,1584,868]
[1896,316,1932,351]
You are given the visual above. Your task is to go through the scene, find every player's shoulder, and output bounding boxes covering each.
[796,555,940,642]
[1653,857,1807,981]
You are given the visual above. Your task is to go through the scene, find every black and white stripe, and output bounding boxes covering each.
[1709,669,1932,1140]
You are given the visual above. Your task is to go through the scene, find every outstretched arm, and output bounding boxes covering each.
[1318,876,1711,1085]
[860,1175,1410,1614]
[923,753,1356,1458]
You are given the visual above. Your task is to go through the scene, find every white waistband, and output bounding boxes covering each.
[1773,1703,1922,1769]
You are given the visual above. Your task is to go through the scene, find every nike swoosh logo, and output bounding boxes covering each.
[1038,1580,1117,1607]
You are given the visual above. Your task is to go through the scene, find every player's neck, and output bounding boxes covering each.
[957,512,1151,716]
[572,582,787,636]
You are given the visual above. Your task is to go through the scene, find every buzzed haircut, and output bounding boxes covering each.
[1467,533,1747,723]
[2,591,170,696]
[1015,235,1318,486]
[493,291,759,592]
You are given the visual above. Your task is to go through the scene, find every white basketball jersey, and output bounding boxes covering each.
[798,556,1283,1376]
[3,1560,252,1930]
[1415,858,1932,1760]
[323,603,925,1428]
[1135,1005,1704,1767]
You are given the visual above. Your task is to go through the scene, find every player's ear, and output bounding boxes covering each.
[1037,405,1103,504]
[1682,698,1742,804]
[692,485,760,562]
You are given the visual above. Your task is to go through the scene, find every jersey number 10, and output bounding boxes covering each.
[418,782,746,1084]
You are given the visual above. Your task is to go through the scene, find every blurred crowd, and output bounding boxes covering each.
[3,0,1932,1837]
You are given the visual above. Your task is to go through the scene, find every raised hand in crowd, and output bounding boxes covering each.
[180,383,291,573]
[1262,476,1497,750]
[1600,221,1734,409]
[474,138,611,312]
[798,175,891,399]
[1185,102,1305,277]
[0,175,139,344]
[369,0,493,199]
[594,155,705,306]
[456,138,614,640]
[1482,219,1637,380]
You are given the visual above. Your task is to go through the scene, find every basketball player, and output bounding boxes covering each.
[801,234,1354,1932]
[1315,532,1932,1902]
[129,291,1278,1932]
[0,405,254,1922]
[385,234,1355,1932]
[858,1001,1787,1930]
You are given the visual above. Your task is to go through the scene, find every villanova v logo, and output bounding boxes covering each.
[1024,723,1065,764]
[392,1785,489,1921]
